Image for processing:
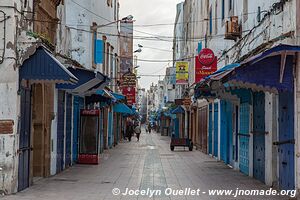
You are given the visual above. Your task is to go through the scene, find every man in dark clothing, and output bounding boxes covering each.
[148,123,151,133]
[126,119,134,142]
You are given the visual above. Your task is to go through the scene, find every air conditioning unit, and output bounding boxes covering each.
[225,16,241,40]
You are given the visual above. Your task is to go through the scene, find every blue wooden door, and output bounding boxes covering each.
[72,96,84,163]
[108,111,113,148]
[253,92,265,183]
[227,103,233,165]
[220,101,233,164]
[213,103,218,157]
[278,92,295,190]
[18,88,31,191]
[174,118,179,138]
[56,90,65,173]
[239,103,250,175]
[208,104,213,154]
[65,93,72,167]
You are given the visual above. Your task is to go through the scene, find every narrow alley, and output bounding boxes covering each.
[3,130,291,200]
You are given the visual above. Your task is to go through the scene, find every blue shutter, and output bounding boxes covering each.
[209,9,213,34]
[222,0,225,20]
[198,42,202,53]
[95,39,104,64]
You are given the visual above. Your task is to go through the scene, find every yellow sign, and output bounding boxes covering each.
[176,62,189,85]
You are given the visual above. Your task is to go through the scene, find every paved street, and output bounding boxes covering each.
[4,129,292,200]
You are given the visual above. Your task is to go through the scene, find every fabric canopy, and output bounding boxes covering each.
[97,89,116,100]
[113,103,133,114]
[20,46,78,84]
[56,67,108,95]
[227,44,300,93]
[111,92,125,100]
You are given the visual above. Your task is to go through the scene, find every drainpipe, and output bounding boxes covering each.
[0,10,6,64]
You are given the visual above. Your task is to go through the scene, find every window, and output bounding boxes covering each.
[209,7,212,35]
[215,1,218,34]
[106,43,110,76]
[222,0,225,21]
[229,0,234,15]
[243,0,248,22]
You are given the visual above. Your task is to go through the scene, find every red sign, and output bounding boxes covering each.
[195,48,217,83]
[80,109,100,116]
[198,48,215,65]
[122,86,136,105]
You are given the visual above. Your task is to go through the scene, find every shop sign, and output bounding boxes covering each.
[121,72,136,87]
[176,61,189,85]
[195,48,217,83]
[122,86,136,105]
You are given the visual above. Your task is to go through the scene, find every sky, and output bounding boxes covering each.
[120,0,183,90]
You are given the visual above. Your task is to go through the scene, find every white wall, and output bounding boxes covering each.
[0,0,35,193]
[207,0,296,67]
[61,0,119,75]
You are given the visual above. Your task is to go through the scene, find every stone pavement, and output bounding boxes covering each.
[3,129,293,200]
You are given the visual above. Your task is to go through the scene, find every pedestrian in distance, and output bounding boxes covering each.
[134,123,141,141]
[148,123,151,134]
[126,118,134,142]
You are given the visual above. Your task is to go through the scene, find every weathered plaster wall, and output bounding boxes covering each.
[0,0,39,194]
[207,0,297,67]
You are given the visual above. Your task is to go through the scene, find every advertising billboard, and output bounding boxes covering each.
[120,21,133,75]
[195,48,217,83]
[175,61,189,85]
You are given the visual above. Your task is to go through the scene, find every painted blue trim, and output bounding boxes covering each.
[95,39,104,64]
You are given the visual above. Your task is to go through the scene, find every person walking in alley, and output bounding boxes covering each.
[134,123,141,141]
[148,123,151,133]
[126,118,134,142]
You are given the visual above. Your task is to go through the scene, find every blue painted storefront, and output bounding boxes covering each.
[194,45,299,189]
[253,92,265,183]
[65,93,73,167]
[278,91,295,190]
[108,110,113,148]
[220,100,233,165]
[72,96,84,163]
[232,89,252,175]
[213,103,218,157]
[208,104,213,155]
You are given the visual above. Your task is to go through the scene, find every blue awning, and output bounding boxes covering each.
[20,47,78,84]
[97,89,116,100]
[227,44,299,93]
[171,106,185,114]
[194,63,240,99]
[113,103,133,114]
[57,67,109,94]
[111,92,125,100]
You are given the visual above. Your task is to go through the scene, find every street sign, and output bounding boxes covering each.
[195,48,217,83]
[122,86,136,105]
[121,72,136,87]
